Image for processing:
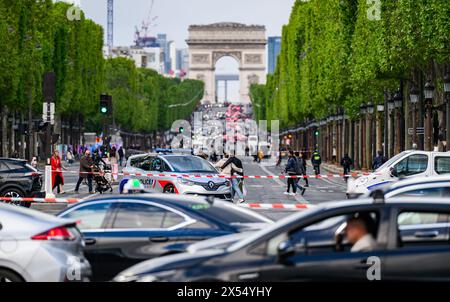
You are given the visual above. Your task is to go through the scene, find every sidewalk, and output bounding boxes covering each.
[321,162,363,176]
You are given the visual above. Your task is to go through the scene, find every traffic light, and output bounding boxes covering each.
[315,130,320,137]
[100,94,112,115]
[179,127,184,134]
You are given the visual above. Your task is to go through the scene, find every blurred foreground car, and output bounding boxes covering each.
[115,196,450,282]
[0,203,91,282]
[58,194,272,281]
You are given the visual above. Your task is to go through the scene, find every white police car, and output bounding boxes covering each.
[121,152,232,200]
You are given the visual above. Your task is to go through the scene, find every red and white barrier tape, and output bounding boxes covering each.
[0,197,312,210]
[240,203,314,210]
[52,170,376,179]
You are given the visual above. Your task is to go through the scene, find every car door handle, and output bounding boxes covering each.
[414,231,439,238]
[149,237,169,243]
[84,238,97,246]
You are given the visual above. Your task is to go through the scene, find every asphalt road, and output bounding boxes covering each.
[30,156,348,220]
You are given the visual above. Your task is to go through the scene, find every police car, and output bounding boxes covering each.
[347,150,450,198]
[121,150,232,200]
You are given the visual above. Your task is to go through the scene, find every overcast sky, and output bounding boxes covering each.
[78,0,295,48]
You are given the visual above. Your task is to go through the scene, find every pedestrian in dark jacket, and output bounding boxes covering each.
[299,152,309,187]
[311,150,322,175]
[74,150,94,194]
[372,151,386,171]
[340,154,353,182]
[285,151,298,196]
[294,152,306,196]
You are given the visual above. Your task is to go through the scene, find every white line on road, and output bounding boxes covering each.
[259,163,308,204]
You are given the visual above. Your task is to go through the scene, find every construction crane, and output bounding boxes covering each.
[107,0,113,55]
[134,0,158,45]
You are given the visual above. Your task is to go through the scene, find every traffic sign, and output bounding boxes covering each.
[42,102,55,125]
[408,127,424,135]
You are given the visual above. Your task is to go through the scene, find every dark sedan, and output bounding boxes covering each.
[114,196,450,282]
[57,194,272,281]
[0,158,42,206]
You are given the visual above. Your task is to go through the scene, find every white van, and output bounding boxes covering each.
[347,150,450,198]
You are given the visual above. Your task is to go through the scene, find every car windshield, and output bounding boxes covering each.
[167,156,217,173]
[227,207,321,252]
[375,151,409,172]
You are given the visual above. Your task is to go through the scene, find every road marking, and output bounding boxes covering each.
[258,163,308,203]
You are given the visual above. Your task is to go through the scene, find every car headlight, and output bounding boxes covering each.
[115,270,177,282]
[177,178,195,186]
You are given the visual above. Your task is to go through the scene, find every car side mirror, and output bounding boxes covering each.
[277,239,306,263]
[390,167,398,178]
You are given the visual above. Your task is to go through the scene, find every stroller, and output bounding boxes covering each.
[92,162,113,194]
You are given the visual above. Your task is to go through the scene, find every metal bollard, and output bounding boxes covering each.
[45,165,55,199]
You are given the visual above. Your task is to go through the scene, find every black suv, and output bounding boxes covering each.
[0,158,43,206]
[115,196,450,282]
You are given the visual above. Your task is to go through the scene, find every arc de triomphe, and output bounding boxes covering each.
[186,22,267,104]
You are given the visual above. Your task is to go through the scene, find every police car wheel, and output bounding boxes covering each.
[163,185,175,194]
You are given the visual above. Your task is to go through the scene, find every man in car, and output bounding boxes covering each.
[346,216,377,253]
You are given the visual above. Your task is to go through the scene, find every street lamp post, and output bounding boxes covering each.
[387,96,395,158]
[360,104,367,170]
[376,103,384,157]
[424,81,435,151]
[409,86,420,149]
[366,102,374,169]
[394,90,403,154]
[444,73,450,149]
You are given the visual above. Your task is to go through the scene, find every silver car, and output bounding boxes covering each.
[121,154,232,199]
[0,203,91,282]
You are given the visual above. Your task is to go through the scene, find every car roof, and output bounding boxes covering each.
[0,158,27,163]
[317,197,450,210]
[62,194,214,212]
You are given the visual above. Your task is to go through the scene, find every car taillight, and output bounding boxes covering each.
[32,226,75,241]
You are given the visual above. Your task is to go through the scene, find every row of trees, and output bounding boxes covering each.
[0,1,203,157]
[251,0,449,128]
[104,58,203,133]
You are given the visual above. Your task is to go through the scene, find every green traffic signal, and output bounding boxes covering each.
[315,131,319,137]
[101,107,108,114]
[179,127,184,133]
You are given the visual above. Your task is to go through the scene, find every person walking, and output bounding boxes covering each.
[30,156,38,169]
[118,146,125,166]
[284,150,298,196]
[66,149,74,165]
[276,151,282,167]
[340,153,353,182]
[215,153,245,203]
[74,149,94,194]
[311,150,322,176]
[294,151,306,196]
[372,151,386,171]
[109,146,119,165]
[299,152,309,187]
[51,150,66,194]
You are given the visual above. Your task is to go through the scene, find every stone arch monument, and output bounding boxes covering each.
[187,22,267,104]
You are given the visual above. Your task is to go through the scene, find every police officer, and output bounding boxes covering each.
[311,150,322,176]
